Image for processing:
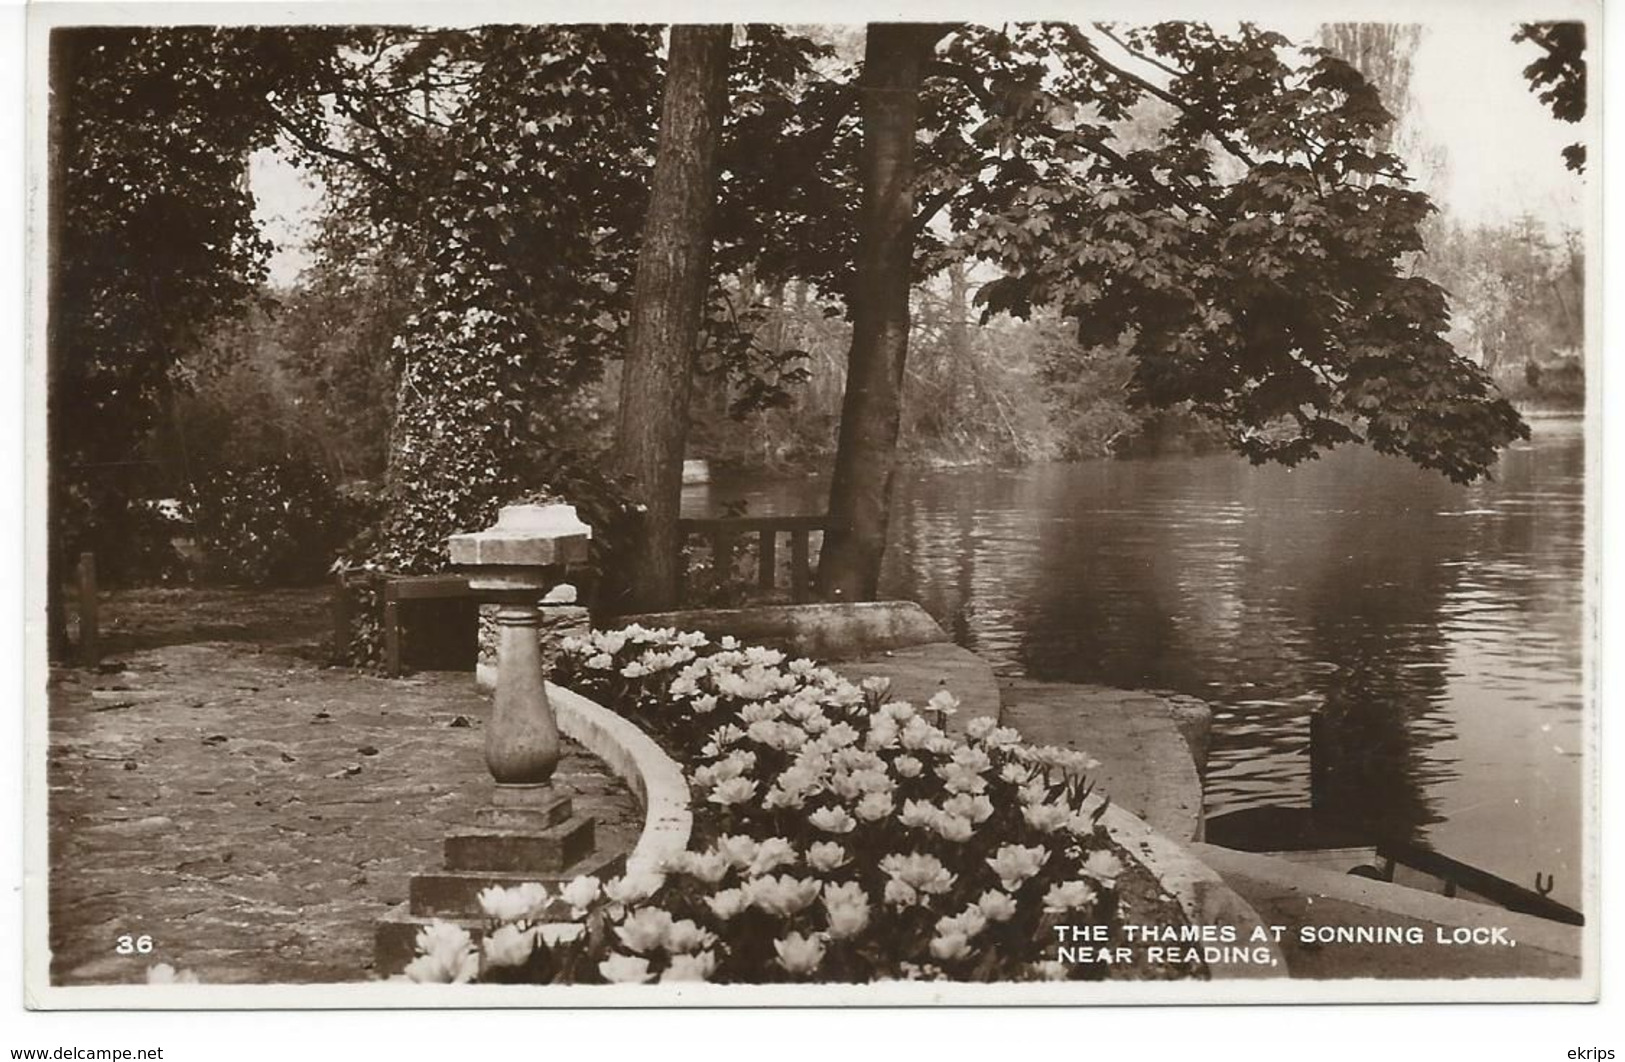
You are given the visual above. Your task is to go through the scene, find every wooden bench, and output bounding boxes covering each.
[333,571,478,677]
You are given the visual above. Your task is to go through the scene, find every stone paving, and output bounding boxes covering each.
[46,593,640,986]
[999,679,1211,844]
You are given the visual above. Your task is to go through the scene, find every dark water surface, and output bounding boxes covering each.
[683,417,1587,907]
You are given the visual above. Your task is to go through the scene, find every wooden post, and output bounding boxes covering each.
[757,529,777,591]
[675,529,689,606]
[712,529,737,591]
[76,551,98,670]
[790,530,811,602]
[331,570,352,662]
[383,585,402,678]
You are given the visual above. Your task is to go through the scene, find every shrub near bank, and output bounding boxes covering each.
[186,458,343,586]
[401,625,1144,985]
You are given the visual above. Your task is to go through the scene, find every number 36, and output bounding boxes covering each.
[115,934,154,955]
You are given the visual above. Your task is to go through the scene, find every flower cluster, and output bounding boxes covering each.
[408,625,1134,985]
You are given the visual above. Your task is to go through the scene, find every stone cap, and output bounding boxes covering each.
[448,503,593,568]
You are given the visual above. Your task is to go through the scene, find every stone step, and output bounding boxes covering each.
[472,796,574,832]
[373,905,587,979]
[409,850,626,919]
[443,815,596,874]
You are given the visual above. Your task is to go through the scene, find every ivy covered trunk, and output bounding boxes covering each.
[816,24,940,602]
[608,25,733,614]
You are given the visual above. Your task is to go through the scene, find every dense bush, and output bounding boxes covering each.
[399,625,1141,985]
[186,458,343,586]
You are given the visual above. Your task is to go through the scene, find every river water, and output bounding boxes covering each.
[683,416,1588,907]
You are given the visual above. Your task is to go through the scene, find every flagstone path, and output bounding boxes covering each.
[46,589,640,986]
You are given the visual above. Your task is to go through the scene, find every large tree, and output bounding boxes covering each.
[610,25,734,613]
[1513,22,1587,172]
[729,22,1528,598]
[46,26,338,653]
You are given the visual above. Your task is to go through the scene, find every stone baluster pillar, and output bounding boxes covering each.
[448,503,592,800]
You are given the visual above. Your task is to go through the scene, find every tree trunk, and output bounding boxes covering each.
[816,24,941,601]
[608,24,732,614]
[46,29,78,660]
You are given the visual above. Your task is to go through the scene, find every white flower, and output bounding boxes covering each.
[404,947,479,984]
[559,874,601,913]
[931,813,975,843]
[965,716,998,740]
[929,932,973,962]
[482,924,538,968]
[145,963,199,985]
[747,875,822,917]
[864,720,900,751]
[774,932,827,975]
[1030,960,1069,981]
[477,882,550,923]
[700,724,746,757]
[672,850,730,885]
[806,841,849,873]
[977,889,1019,923]
[1022,802,1071,834]
[1000,763,1036,785]
[598,953,655,984]
[822,881,872,939]
[900,717,941,751]
[986,844,1050,891]
[855,792,895,822]
[740,701,783,724]
[616,907,676,953]
[690,694,719,714]
[880,852,956,895]
[821,721,861,749]
[927,689,960,717]
[1081,850,1125,887]
[708,776,758,807]
[406,923,478,983]
[706,887,750,921]
[749,837,799,876]
[604,869,663,907]
[893,755,924,778]
[664,919,717,954]
[808,806,857,834]
[985,726,1024,749]
[761,785,805,811]
[878,700,917,722]
[712,834,760,870]
[415,922,474,960]
[585,652,614,670]
[937,907,988,940]
[661,950,718,982]
[899,799,938,830]
[860,676,893,698]
[1042,880,1097,912]
[937,762,987,794]
[883,878,919,906]
[943,793,995,824]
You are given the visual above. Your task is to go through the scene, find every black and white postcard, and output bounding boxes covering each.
[20,0,1603,1016]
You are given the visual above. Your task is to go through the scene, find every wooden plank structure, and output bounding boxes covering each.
[333,570,479,677]
[676,515,828,604]
[381,574,476,677]
[76,551,99,670]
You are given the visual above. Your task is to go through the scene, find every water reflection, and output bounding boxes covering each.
[684,418,1586,906]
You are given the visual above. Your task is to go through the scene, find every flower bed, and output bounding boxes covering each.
[399,625,1205,985]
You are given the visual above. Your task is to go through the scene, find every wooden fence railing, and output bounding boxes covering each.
[677,515,830,604]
